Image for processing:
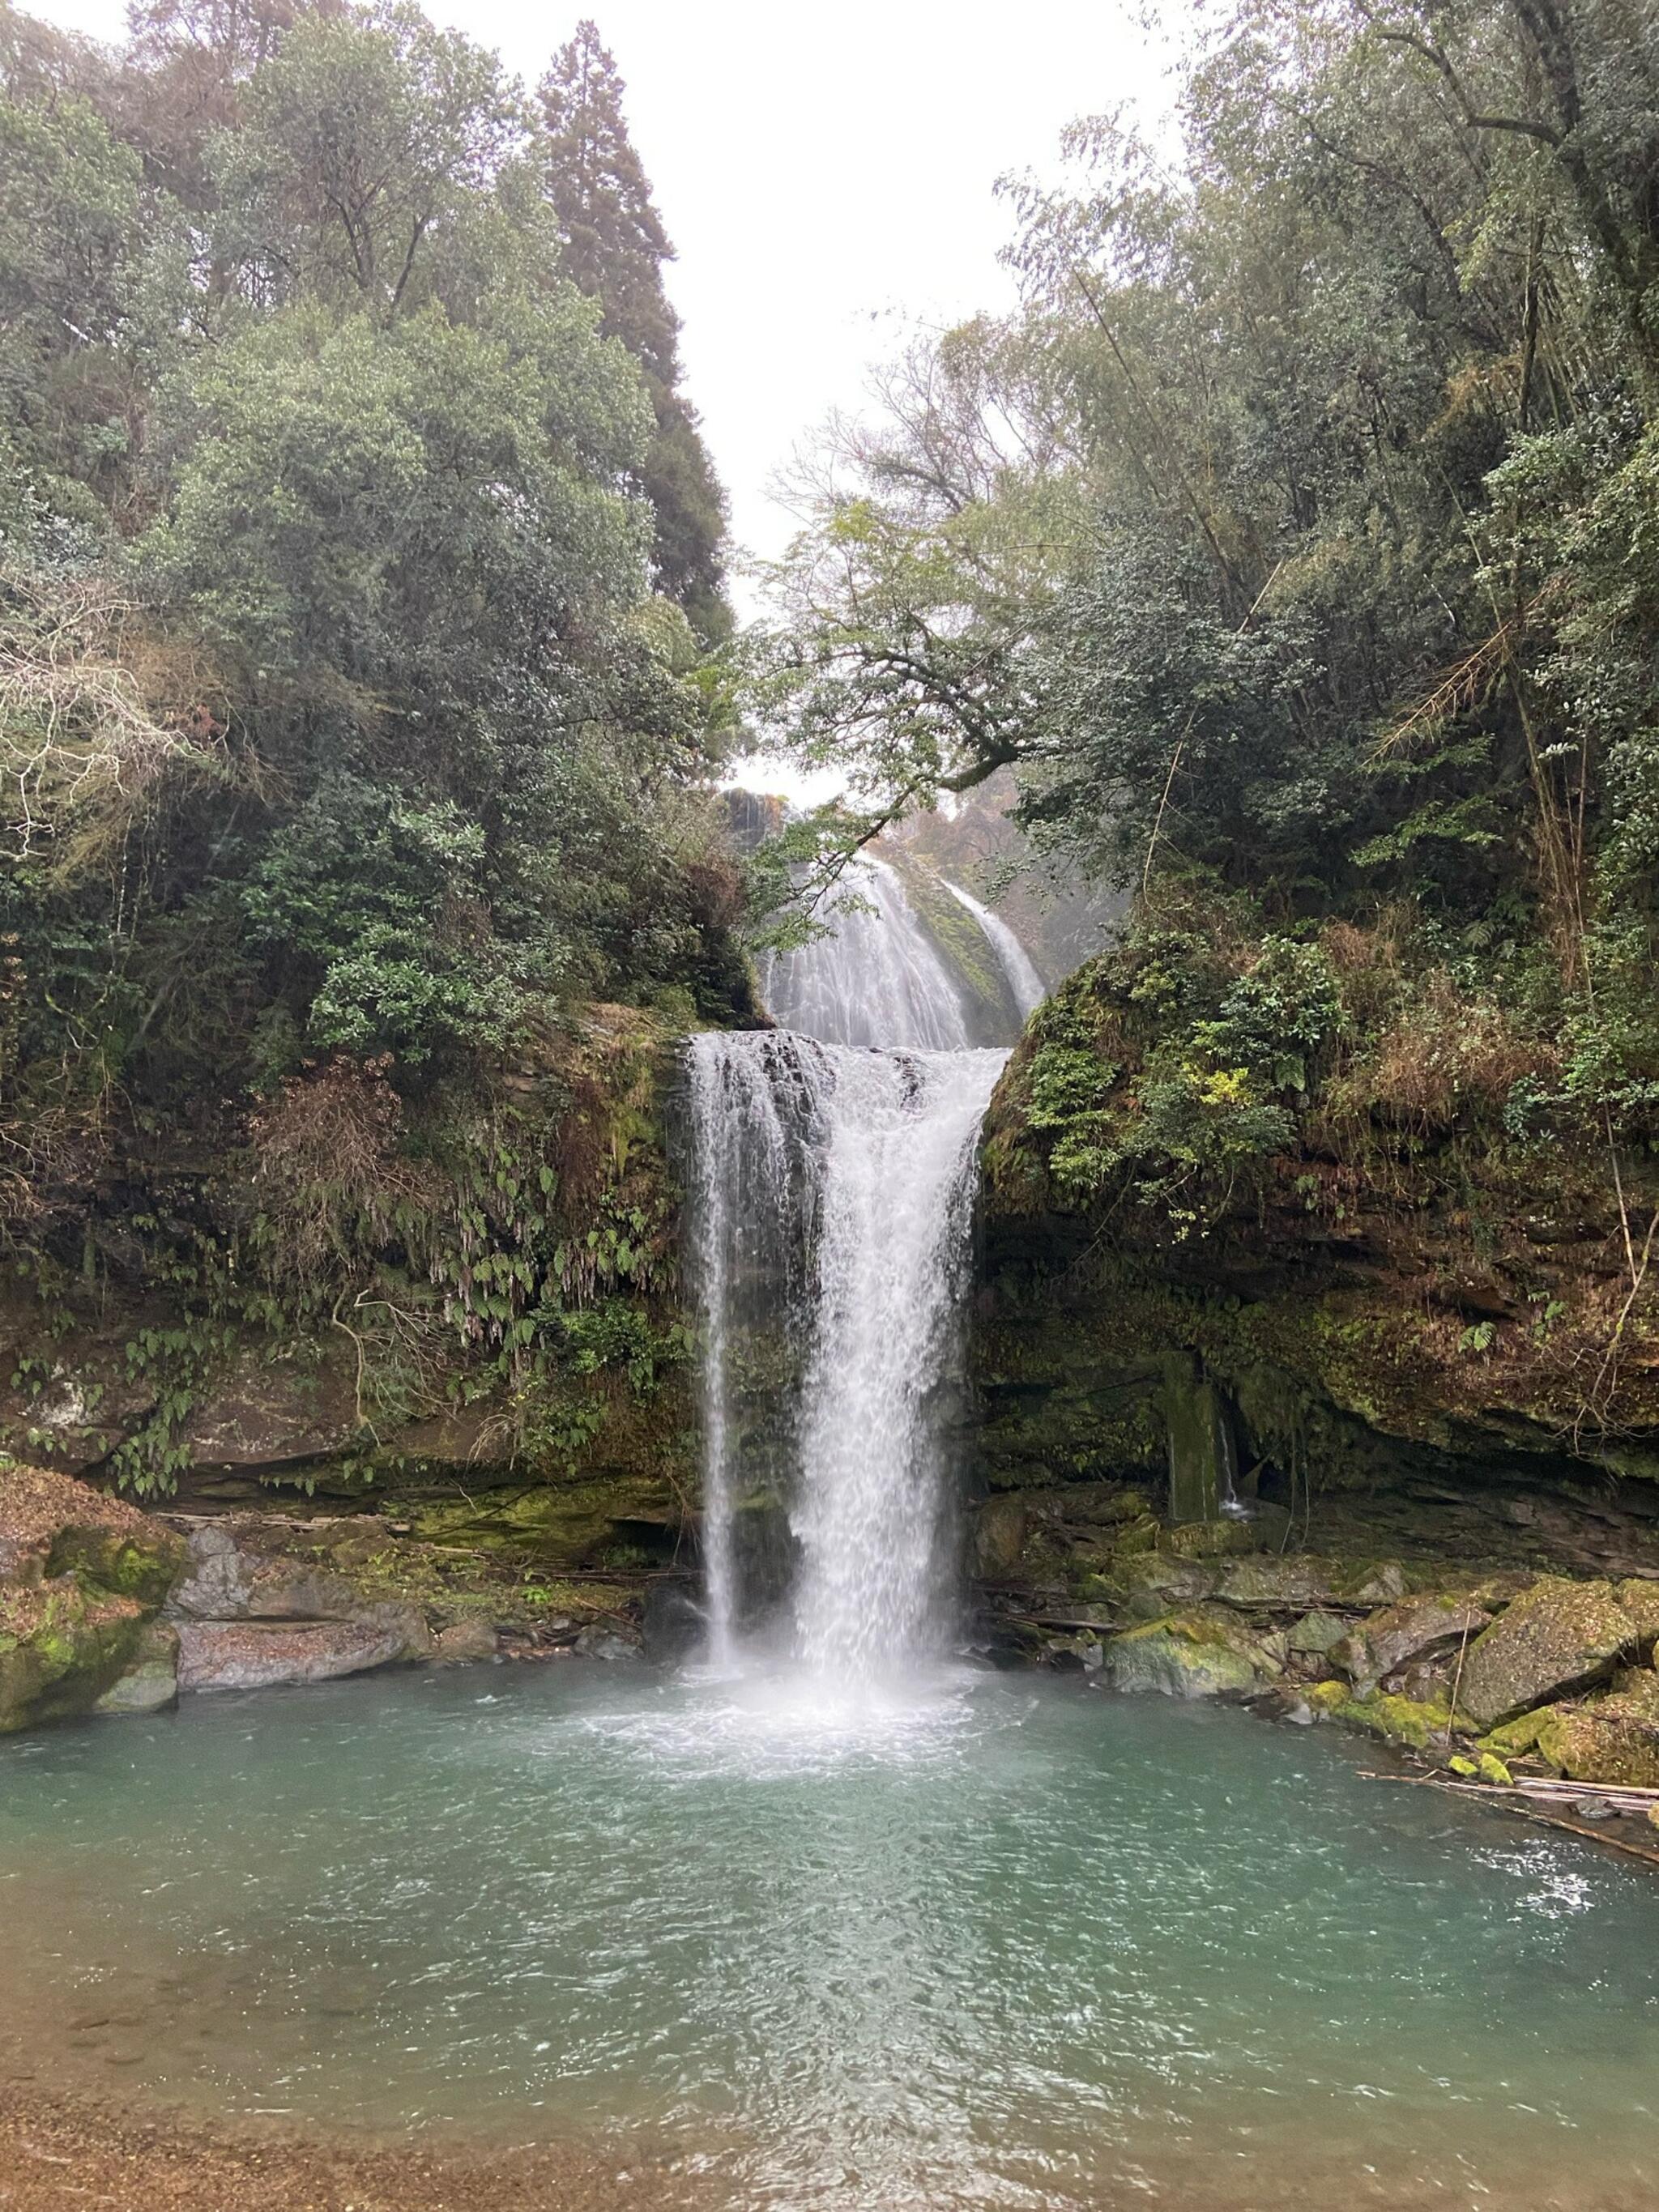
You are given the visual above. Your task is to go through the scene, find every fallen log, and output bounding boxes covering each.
[1358,1771,1659,1869]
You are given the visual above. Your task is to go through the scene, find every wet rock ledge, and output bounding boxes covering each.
[0,1462,646,1732]
[974,1481,1659,1799]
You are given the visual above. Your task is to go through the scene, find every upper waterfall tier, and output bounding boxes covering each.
[943,880,1047,1020]
[759,857,976,1050]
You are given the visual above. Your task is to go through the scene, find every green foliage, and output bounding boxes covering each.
[241,773,516,1063]
[0,0,748,1264]
[762,0,1659,1162]
[535,19,728,635]
[1013,929,1337,1213]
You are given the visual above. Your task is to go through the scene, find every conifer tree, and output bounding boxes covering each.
[537,19,727,637]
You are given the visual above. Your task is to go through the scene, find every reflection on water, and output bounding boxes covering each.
[2,1660,1657,2210]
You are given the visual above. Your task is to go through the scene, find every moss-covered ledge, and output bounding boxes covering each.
[973,947,1659,1518]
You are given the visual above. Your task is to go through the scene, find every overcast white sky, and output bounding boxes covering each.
[33,0,1176,573]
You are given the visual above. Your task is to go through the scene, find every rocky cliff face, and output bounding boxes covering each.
[974,949,1659,1515]
[0,1005,703,1575]
[965,943,1659,1792]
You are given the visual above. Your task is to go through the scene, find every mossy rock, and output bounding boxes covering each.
[1210,1554,1404,1611]
[47,1523,186,1609]
[974,1494,1029,1576]
[1324,1689,1454,1753]
[1287,1610,1350,1656]
[1107,1513,1162,1558]
[406,1476,679,1567]
[1533,1699,1659,1788]
[1459,1577,1641,1730]
[94,1619,180,1715]
[0,1579,148,1731]
[0,1464,188,1731]
[1088,1551,1217,1622]
[1478,1708,1552,1759]
[1330,1592,1491,1691]
[1166,1519,1260,1560]
[1102,1611,1277,1699]
[1616,1579,1659,1647]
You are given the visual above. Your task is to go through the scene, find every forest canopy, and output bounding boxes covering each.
[0,0,736,1242]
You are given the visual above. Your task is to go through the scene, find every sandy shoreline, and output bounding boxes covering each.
[0,2078,722,2212]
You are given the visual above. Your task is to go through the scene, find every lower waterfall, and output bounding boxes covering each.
[686,1033,1004,1678]
[685,855,1031,1682]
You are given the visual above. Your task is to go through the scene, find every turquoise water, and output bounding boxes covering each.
[2,1660,1657,2210]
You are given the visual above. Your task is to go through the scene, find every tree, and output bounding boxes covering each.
[536,19,727,635]
[211,4,516,318]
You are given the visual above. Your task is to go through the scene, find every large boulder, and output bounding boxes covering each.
[164,1518,429,1690]
[176,1616,427,1691]
[1458,1577,1644,1729]
[1528,1671,1659,1787]
[1212,1555,1407,1611]
[94,1620,180,1714]
[1102,1612,1277,1699]
[1090,1550,1217,1622]
[1332,1593,1491,1694]
[0,1464,186,1731]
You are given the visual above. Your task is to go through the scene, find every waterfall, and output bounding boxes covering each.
[686,851,1044,1685]
[789,1046,1004,1674]
[943,880,1047,1020]
[684,1034,822,1671]
[760,857,972,1050]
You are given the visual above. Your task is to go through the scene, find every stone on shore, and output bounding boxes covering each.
[176,1613,429,1691]
[1331,1592,1491,1693]
[1102,1612,1276,1699]
[1459,1577,1642,1730]
[93,1620,181,1714]
[0,1464,187,1732]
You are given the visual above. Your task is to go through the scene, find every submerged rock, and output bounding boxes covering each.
[1102,1612,1276,1699]
[1459,1577,1643,1729]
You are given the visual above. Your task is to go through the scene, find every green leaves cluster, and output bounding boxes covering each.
[1017,931,1341,1212]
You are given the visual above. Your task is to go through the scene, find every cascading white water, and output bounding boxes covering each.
[788,1045,1005,1674]
[684,1034,821,1672]
[760,857,971,1050]
[943,880,1047,1020]
[687,850,1044,1685]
